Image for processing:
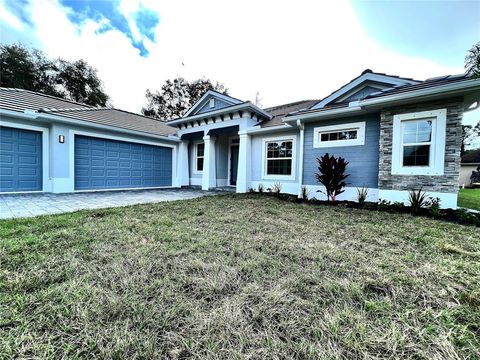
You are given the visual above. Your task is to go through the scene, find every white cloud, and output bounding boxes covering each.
[7,0,466,114]
[0,1,24,30]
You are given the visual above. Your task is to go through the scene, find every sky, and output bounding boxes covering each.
[0,0,479,146]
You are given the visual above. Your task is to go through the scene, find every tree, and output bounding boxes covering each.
[462,123,480,154]
[315,153,350,202]
[55,59,109,106]
[142,77,228,120]
[465,42,480,78]
[0,43,58,95]
[0,43,109,107]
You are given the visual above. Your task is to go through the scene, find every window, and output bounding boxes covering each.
[209,98,215,108]
[313,122,366,148]
[195,142,204,173]
[263,137,296,179]
[401,119,432,166]
[392,109,446,175]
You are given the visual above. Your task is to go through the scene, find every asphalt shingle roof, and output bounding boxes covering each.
[260,100,319,127]
[365,73,472,99]
[0,88,177,137]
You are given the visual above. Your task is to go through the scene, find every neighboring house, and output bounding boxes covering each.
[1,69,480,208]
[460,149,480,186]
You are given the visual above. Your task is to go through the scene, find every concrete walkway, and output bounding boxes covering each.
[0,188,217,219]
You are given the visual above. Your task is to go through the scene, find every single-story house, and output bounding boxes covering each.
[460,149,480,186]
[1,70,480,208]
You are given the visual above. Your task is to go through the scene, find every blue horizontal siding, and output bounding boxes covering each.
[196,97,231,114]
[303,115,380,188]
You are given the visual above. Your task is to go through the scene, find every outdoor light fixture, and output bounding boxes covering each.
[58,135,65,143]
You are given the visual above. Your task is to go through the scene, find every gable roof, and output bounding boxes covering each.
[364,73,473,99]
[182,90,242,117]
[310,69,420,109]
[260,100,319,128]
[462,149,480,164]
[0,88,177,137]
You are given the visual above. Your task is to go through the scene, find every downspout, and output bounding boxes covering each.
[296,119,305,198]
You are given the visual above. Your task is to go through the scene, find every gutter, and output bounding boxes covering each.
[0,109,180,143]
[283,106,363,123]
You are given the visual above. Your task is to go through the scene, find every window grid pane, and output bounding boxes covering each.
[265,140,293,175]
[403,145,430,166]
[319,129,358,142]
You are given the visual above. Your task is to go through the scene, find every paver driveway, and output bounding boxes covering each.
[0,188,216,219]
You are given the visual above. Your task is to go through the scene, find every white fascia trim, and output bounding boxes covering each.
[168,103,273,126]
[261,135,297,181]
[283,106,363,124]
[311,73,419,109]
[360,78,480,108]
[391,108,446,175]
[33,111,180,143]
[183,90,242,117]
[244,124,296,135]
[0,117,51,193]
[313,121,366,148]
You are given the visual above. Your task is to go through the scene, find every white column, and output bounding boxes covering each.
[176,139,189,187]
[297,120,305,198]
[236,132,251,193]
[202,135,216,190]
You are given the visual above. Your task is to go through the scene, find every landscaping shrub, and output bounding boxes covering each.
[271,182,282,196]
[356,187,369,206]
[301,185,311,201]
[408,188,430,214]
[257,183,264,193]
[315,153,349,202]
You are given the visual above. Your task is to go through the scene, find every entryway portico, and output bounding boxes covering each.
[167,90,272,192]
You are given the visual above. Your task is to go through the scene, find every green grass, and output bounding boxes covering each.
[458,188,480,211]
[1,194,479,359]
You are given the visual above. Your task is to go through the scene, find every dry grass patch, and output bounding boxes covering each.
[1,194,479,359]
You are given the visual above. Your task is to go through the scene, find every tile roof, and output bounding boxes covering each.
[260,100,319,127]
[0,88,177,137]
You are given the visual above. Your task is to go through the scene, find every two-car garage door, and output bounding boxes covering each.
[74,135,172,190]
[0,126,173,193]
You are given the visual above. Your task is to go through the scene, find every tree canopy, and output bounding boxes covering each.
[142,77,228,120]
[465,42,480,78]
[0,43,109,107]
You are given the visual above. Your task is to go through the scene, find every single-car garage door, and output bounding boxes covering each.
[74,135,172,190]
[0,126,42,193]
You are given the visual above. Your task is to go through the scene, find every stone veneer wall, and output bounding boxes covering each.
[378,98,464,193]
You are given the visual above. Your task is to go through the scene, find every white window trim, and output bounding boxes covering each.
[209,98,215,108]
[391,108,446,175]
[193,140,204,174]
[313,121,366,148]
[262,136,296,180]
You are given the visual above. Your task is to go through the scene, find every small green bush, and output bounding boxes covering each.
[408,188,430,214]
[356,187,369,206]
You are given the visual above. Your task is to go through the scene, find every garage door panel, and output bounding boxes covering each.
[74,135,172,190]
[0,126,42,192]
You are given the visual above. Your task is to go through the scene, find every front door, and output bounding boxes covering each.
[230,145,239,185]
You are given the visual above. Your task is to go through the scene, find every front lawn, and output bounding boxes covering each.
[1,194,479,359]
[458,188,480,211]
